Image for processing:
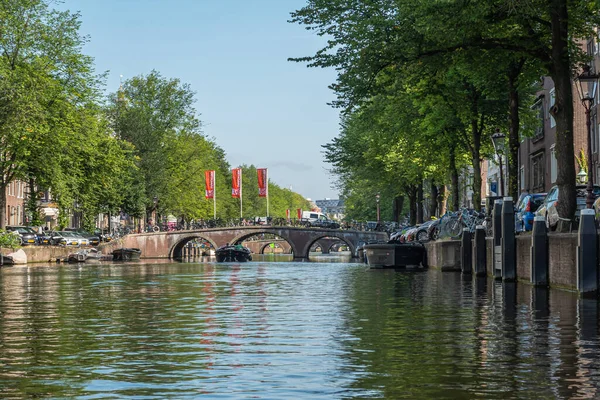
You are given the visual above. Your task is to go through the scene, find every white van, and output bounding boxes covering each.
[301,211,327,222]
[301,211,339,229]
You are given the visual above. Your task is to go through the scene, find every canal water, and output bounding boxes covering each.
[1,257,599,399]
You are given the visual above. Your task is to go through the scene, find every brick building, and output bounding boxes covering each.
[4,180,27,226]
[490,37,599,197]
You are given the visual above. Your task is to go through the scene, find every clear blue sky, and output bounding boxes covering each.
[60,0,341,201]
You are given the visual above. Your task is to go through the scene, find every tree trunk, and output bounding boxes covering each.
[438,185,446,216]
[550,0,576,231]
[416,181,424,224]
[429,182,439,218]
[450,148,459,211]
[393,195,404,223]
[408,186,417,225]
[507,60,524,201]
[470,119,482,212]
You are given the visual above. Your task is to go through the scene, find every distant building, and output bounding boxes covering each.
[314,198,345,220]
[5,180,26,226]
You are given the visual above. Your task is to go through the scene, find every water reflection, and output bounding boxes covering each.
[1,263,600,398]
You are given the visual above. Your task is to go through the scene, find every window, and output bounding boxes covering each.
[531,152,545,191]
[592,112,598,154]
[549,88,556,128]
[550,145,557,183]
[533,99,544,141]
[520,165,525,191]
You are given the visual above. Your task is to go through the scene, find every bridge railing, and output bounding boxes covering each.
[121,218,394,235]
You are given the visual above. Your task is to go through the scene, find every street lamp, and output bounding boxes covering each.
[375,193,381,223]
[578,169,588,184]
[491,129,506,197]
[575,64,599,209]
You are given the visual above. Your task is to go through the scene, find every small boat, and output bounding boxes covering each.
[215,245,252,262]
[67,248,110,263]
[112,248,142,261]
[363,241,427,269]
[68,250,88,263]
[0,254,15,266]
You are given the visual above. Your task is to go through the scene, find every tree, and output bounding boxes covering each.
[0,0,102,228]
[291,0,600,229]
[108,71,210,220]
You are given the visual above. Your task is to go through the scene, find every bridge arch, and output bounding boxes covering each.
[170,235,218,259]
[230,231,299,257]
[303,234,355,260]
[258,241,290,254]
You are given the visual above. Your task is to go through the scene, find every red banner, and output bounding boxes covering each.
[257,168,268,197]
[286,209,290,219]
[231,168,241,198]
[204,170,215,199]
[297,208,302,219]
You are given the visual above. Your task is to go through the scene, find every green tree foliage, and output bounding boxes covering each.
[0,0,136,229]
[109,72,312,223]
[291,0,600,225]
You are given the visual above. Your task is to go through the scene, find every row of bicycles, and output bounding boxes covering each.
[391,208,488,244]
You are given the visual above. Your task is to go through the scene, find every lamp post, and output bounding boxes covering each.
[491,129,506,197]
[578,169,588,184]
[575,64,599,209]
[375,193,381,223]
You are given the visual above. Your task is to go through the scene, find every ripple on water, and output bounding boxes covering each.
[0,262,599,399]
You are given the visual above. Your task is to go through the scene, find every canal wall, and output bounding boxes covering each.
[425,232,581,291]
[1,246,75,264]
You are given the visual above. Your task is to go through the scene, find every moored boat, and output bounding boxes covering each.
[112,248,142,261]
[0,254,15,266]
[68,248,110,263]
[215,245,252,262]
[363,241,427,269]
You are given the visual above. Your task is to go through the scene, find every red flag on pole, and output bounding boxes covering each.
[231,168,241,198]
[204,170,215,199]
[297,208,302,219]
[286,209,290,219]
[257,168,268,197]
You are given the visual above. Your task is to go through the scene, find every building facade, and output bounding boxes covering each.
[314,199,345,220]
[4,180,27,226]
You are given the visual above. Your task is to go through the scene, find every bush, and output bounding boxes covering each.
[0,230,21,250]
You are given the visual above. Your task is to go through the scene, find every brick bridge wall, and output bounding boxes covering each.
[99,227,387,260]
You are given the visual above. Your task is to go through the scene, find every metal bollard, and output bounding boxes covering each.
[493,199,503,279]
[461,228,472,274]
[474,225,487,276]
[501,196,516,281]
[577,209,598,294]
[530,215,548,286]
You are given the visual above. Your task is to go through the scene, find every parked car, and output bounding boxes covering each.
[94,228,112,242]
[426,219,441,240]
[536,185,600,230]
[5,226,38,245]
[64,228,101,246]
[37,229,52,245]
[402,226,419,242]
[49,231,88,247]
[412,220,436,242]
[515,193,547,232]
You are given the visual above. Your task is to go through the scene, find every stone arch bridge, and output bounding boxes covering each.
[101,226,388,261]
